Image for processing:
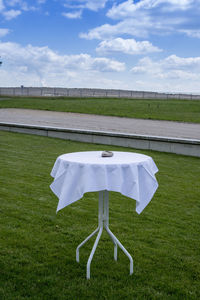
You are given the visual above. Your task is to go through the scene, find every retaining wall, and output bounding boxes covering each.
[1,122,200,157]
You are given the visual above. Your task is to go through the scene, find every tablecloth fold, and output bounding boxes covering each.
[50,151,158,214]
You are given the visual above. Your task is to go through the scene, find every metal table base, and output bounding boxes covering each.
[76,190,133,279]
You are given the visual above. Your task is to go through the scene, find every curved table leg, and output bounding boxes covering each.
[107,229,118,261]
[76,190,133,279]
[76,227,99,263]
[105,225,133,275]
[86,227,103,279]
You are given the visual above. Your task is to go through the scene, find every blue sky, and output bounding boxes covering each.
[0,0,200,93]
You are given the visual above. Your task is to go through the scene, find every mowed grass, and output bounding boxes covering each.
[0,96,200,123]
[0,131,200,300]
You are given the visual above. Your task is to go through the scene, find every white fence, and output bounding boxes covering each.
[0,87,200,100]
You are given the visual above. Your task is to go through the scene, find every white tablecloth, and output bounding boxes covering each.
[50,151,158,214]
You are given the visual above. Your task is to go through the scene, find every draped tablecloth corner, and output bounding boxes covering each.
[50,151,159,214]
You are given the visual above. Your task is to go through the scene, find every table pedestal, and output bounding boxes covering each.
[76,190,133,279]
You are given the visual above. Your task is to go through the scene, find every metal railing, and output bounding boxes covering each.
[0,87,200,100]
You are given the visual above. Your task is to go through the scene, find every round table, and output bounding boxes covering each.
[50,151,158,279]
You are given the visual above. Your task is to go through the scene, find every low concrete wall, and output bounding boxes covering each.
[0,87,200,100]
[1,122,200,157]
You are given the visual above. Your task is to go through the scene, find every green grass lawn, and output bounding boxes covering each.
[0,131,200,299]
[0,96,200,123]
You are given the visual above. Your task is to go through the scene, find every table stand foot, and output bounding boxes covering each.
[105,226,133,275]
[76,190,133,279]
[86,227,103,279]
[76,227,99,263]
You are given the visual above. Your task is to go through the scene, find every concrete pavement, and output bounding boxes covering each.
[0,108,200,140]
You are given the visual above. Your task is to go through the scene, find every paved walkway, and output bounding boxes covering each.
[0,108,200,140]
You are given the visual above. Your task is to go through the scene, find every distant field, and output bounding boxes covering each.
[0,131,200,299]
[0,96,200,123]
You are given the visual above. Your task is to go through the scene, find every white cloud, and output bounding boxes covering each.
[0,28,10,37]
[107,0,196,19]
[158,0,194,11]
[0,41,125,72]
[127,53,200,93]
[0,41,125,87]
[2,9,21,19]
[180,29,200,39]
[62,0,108,20]
[131,55,200,80]
[5,0,31,10]
[96,37,162,55]
[80,9,180,40]
[164,55,200,72]
[63,0,107,12]
[1,41,200,93]
[62,10,82,19]
[6,0,21,6]
[91,57,125,72]
[0,0,44,20]
[80,17,153,40]
[81,0,200,40]
[81,0,107,11]
[0,0,5,11]
[107,0,138,20]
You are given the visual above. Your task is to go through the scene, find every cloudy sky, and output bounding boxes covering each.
[0,0,200,93]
